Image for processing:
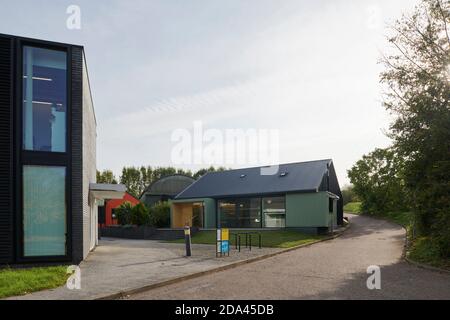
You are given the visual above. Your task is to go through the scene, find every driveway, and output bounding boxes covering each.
[128,214,450,300]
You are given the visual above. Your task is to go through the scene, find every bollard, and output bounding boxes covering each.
[259,233,262,249]
[184,226,192,257]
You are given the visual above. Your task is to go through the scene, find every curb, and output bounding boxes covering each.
[95,223,351,300]
[404,256,450,274]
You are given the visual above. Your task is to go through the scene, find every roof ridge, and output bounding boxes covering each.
[202,159,332,175]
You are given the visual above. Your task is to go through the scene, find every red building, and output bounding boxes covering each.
[100,192,141,226]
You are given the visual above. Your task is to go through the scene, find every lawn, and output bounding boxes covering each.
[169,230,325,249]
[343,201,362,214]
[0,266,69,299]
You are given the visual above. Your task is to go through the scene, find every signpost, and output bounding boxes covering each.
[216,228,230,257]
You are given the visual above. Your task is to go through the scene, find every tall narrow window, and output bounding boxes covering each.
[23,166,67,257]
[263,197,285,227]
[22,46,67,152]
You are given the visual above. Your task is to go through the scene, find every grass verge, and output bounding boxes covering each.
[168,230,325,248]
[0,266,69,299]
[343,202,362,214]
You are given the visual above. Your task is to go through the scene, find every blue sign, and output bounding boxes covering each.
[221,240,229,253]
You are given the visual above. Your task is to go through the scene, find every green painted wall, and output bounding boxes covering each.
[286,192,334,227]
[170,198,216,228]
[172,192,337,229]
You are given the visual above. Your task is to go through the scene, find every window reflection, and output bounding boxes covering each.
[219,198,262,228]
[23,46,67,152]
[263,197,286,227]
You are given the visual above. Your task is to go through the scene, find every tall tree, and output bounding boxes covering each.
[380,0,450,256]
[347,148,408,213]
[96,170,118,184]
[120,167,143,198]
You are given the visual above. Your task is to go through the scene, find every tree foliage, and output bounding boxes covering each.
[96,170,118,184]
[341,185,359,205]
[116,201,150,226]
[349,0,450,257]
[380,0,450,257]
[116,201,134,225]
[348,148,408,213]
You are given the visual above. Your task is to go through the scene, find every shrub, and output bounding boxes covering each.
[150,201,170,228]
[116,202,134,225]
[130,203,150,226]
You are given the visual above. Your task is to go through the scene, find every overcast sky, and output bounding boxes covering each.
[0,0,419,186]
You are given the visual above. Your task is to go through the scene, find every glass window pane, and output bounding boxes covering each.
[23,46,67,152]
[23,166,66,257]
[263,197,285,227]
[219,198,261,228]
[219,200,237,228]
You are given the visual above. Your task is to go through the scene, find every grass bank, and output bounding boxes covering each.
[0,266,69,299]
[343,202,362,214]
[168,230,325,248]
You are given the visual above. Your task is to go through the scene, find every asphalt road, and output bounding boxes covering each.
[129,214,450,300]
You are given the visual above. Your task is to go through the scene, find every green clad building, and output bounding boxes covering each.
[170,159,343,233]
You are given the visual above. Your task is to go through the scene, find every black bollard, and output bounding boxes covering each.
[184,226,192,257]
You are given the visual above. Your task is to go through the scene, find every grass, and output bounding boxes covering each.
[169,230,325,248]
[372,210,413,228]
[343,202,362,214]
[0,266,69,299]
[408,237,450,269]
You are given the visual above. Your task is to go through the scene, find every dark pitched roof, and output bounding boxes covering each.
[140,174,195,198]
[175,159,333,199]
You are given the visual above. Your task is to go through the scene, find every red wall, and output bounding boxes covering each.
[105,193,141,226]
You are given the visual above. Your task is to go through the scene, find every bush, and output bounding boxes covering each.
[116,202,134,225]
[116,201,150,226]
[131,202,150,226]
[150,201,170,228]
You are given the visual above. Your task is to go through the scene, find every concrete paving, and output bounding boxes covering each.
[128,214,450,300]
[8,238,281,300]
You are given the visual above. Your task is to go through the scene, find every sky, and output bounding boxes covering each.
[0,0,420,186]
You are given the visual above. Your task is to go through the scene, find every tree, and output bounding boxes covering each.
[380,0,450,256]
[341,185,359,205]
[347,148,408,214]
[193,166,227,179]
[120,167,144,198]
[96,170,118,184]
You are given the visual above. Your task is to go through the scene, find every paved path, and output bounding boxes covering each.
[9,238,281,300]
[129,215,450,300]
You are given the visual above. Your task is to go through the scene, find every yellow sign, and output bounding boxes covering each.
[221,228,229,241]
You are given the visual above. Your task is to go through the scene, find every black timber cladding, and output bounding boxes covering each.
[0,36,13,263]
[71,46,83,264]
[0,33,86,265]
